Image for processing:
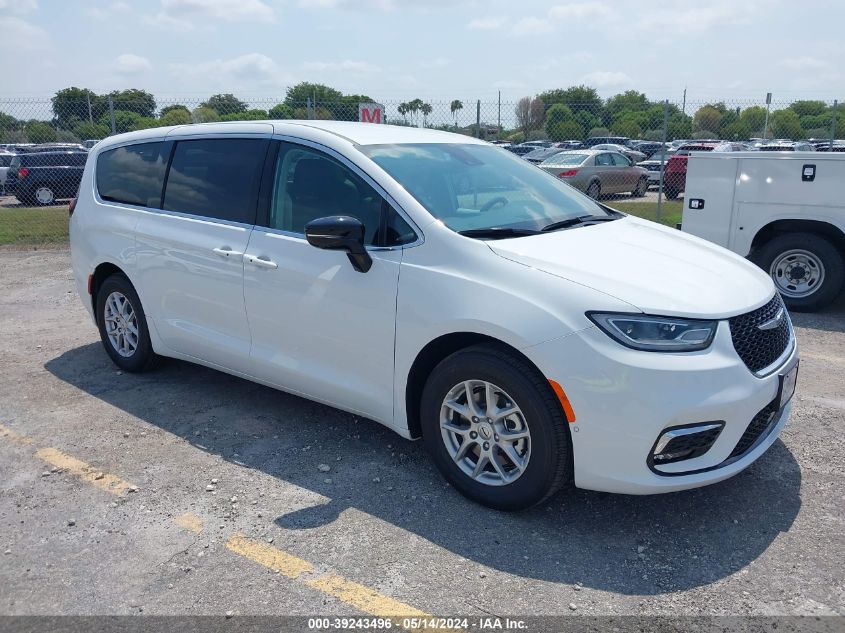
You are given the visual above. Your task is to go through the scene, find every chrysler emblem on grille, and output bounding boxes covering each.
[758,307,785,331]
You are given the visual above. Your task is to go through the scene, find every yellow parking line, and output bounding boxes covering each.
[304,574,429,617]
[35,447,134,496]
[223,533,429,620]
[175,512,203,534]
[0,423,34,445]
[226,533,314,579]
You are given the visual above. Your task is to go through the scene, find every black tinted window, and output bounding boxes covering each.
[163,139,266,223]
[97,143,167,208]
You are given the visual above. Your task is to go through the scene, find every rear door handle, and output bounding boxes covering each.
[213,247,243,258]
[243,254,278,269]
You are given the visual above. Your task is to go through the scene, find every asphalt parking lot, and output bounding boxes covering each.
[1,250,843,619]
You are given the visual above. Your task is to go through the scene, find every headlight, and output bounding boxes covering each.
[588,313,717,352]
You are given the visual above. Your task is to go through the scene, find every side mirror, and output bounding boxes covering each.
[304,215,373,273]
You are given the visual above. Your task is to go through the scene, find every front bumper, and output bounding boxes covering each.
[526,321,796,494]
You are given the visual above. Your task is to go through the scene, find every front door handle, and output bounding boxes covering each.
[213,247,243,258]
[244,254,278,269]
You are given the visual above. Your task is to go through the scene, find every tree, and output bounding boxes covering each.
[450,100,463,126]
[51,87,99,128]
[769,109,803,140]
[545,104,583,141]
[72,121,109,140]
[220,109,268,122]
[25,121,57,143]
[159,108,192,126]
[421,102,432,126]
[666,112,692,140]
[98,110,142,134]
[107,89,156,118]
[604,91,650,124]
[285,82,343,107]
[692,105,722,136]
[191,107,220,123]
[200,93,248,116]
[269,103,295,119]
[515,96,545,139]
[538,85,602,115]
[739,106,767,137]
[160,104,190,117]
[789,100,828,118]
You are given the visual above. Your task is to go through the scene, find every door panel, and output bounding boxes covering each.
[133,136,268,371]
[135,212,253,370]
[243,231,401,422]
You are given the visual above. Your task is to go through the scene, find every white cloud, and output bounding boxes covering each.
[0,0,37,14]
[86,1,130,20]
[302,60,381,74]
[638,2,755,33]
[547,2,611,20]
[510,2,613,36]
[779,57,832,71]
[300,0,471,10]
[512,17,552,36]
[112,54,153,76]
[467,16,507,30]
[420,57,451,69]
[579,71,632,88]
[0,16,48,51]
[146,0,275,28]
[170,53,287,85]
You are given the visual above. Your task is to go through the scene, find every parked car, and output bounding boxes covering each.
[82,139,103,149]
[663,142,727,199]
[631,142,666,158]
[684,151,845,311]
[506,145,536,156]
[0,152,13,194]
[591,143,647,164]
[636,149,675,185]
[756,141,816,152]
[6,150,88,205]
[71,121,796,511]
[584,136,630,148]
[522,147,567,164]
[539,149,649,198]
[520,140,553,148]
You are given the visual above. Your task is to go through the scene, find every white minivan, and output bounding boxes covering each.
[70,121,798,510]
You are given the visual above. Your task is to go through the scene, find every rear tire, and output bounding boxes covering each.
[751,233,844,312]
[95,274,161,372]
[586,181,601,200]
[420,344,571,511]
[664,186,680,200]
[34,185,56,206]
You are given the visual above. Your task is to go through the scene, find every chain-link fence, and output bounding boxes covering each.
[1,94,842,247]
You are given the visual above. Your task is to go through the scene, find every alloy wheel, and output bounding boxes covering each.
[103,291,139,357]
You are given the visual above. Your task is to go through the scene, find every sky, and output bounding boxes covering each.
[1,0,843,110]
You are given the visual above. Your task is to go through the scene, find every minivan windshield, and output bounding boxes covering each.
[359,143,613,235]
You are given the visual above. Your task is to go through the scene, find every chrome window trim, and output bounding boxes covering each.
[268,134,424,250]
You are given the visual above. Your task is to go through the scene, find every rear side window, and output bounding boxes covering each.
[163,138,267,224]
[97,142,167,208]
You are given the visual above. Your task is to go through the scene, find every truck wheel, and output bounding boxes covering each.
[664,186,680,200]
[751,233,844,312]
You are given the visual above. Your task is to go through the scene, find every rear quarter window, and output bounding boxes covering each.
[97,142,168,208]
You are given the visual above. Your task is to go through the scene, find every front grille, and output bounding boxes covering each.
[729,294,792,374]
[729,400,780,459]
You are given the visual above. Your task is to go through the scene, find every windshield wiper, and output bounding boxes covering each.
[540,214,619,232]
[458,227,541,239]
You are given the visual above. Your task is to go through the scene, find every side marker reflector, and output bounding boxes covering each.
[87,274,94,295]
[548,379,576,423]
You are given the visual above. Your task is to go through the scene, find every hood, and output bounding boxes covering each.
[488,216,774,319]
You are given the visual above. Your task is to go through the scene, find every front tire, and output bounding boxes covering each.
[95,274,160,372]
[631,176,648,197]
[420,344,571,511]
[751,232,844,312]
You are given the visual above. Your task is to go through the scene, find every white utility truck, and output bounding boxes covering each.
[682,151,845,311]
